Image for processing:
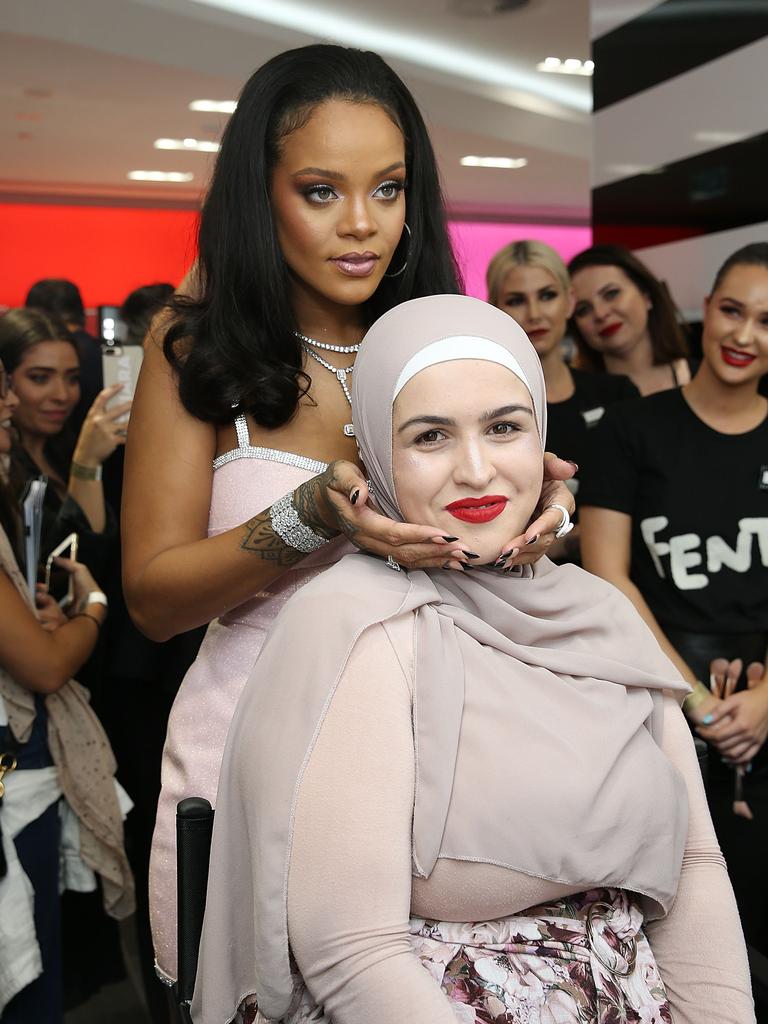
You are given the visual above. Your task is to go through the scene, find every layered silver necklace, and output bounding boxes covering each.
[295,330,360,408]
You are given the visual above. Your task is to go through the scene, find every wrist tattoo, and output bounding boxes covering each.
[240,511,306,565]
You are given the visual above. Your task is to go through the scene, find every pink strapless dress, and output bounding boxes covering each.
[149,417,351,982]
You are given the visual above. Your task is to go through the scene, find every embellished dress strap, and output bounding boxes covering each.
[235,413,251,449]
[212,412,329,474]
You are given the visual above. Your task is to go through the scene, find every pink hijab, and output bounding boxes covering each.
[193,295,689,1022]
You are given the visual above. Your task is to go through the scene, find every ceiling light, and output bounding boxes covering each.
[693,130,749,145]
[537,57,593,76]
[189,99,238,114]
[188,0,589,113]
[127,171,195,182]
[603,163,665,176]
[154,137,220,152]
[461,155,528,168]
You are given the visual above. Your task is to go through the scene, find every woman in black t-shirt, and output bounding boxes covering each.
[580,243,768,962]
[569,245,695,396]
[486,240,638,560]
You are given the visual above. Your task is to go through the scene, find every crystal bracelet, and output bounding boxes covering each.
[270,492,329,553]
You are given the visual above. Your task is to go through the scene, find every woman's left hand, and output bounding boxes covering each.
[697,661,768,764]
[35,584,68,632]
[495,453,577,568]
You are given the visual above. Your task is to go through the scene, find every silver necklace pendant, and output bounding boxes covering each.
[294,329,360,354]
[301,342,354,411]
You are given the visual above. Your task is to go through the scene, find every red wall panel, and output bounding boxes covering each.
[0,203,199,309]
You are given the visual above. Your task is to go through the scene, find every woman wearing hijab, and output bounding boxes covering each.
[193,296,752,1024]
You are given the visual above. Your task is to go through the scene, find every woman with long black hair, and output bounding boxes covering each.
[121,44,576,986]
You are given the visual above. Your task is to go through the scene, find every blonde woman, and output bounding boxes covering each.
[487,240,637,557]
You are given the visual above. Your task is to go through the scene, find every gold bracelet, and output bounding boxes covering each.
[682,679,711,714]
[71,461,102,481]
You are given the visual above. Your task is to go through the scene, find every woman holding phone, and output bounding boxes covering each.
[0,357,133,1024]
[0,308,131,578]
[121,44,576,985]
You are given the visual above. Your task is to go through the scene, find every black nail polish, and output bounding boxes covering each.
[525,534,539,546]
[442,535,459,542]
[493,557,507,569]
[350,489,359,505]
[462,562,475,570]
[462,550,480,559]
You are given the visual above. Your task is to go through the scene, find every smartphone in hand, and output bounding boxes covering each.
[44,533,79,606]
[102,345,143,423]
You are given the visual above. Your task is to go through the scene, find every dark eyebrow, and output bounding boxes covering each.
[398,404,532,434]
[719,295,743,306]
[597,282,621,296]
[398,414,456,433]
[481,404,533,420]
[292,161,406,181]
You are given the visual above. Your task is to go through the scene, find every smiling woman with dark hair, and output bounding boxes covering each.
[568,244,693,395]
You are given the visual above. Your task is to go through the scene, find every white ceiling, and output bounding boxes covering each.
[0,0,590,221]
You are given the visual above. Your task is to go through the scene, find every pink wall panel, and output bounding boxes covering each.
[449,221,592,300]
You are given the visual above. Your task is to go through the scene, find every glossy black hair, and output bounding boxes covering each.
[164,44,462,428]
[567,244,689,371]
[711,242,768,293]
[25,278,86,329]
[120,282,174,345]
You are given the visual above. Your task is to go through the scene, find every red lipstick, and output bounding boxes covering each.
[598,322,622,338]
[445,495,508,524]
[721,346,756,367]
[527,328,549,339]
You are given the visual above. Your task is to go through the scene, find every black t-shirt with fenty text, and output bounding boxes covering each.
[579,389,768,635]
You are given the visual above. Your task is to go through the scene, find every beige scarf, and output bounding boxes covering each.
[0,526,134,919]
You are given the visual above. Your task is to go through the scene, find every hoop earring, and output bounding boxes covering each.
[384,222,411,278]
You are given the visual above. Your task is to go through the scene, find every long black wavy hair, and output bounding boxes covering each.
[164,44,462,428]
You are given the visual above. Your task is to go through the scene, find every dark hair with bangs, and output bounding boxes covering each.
[567,244,689,372]
[711,242,768,293]
[164,44,462,428]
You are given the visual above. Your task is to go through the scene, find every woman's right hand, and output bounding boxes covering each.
[73,384,133,467]
[53,557,105,618]
[297,461,472,571]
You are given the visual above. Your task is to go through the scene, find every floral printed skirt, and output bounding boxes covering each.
[238,887,672,1023]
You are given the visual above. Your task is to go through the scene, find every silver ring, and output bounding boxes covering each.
[385,555,402,572]
[545,502,574,539]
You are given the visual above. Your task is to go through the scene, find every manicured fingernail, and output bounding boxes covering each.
[702,713,714,725]
[565,460,579,470]
[503,547,519,559]
[462,551,480,559]
[350,489,359,505]
[462,562,475,570]
[442,535,459,542]
[493,557,507,569]
[525,534,539,546]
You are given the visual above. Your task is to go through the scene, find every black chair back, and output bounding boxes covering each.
[175,797,215,1021]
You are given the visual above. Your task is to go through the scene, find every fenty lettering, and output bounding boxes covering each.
[641,516,768,591]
